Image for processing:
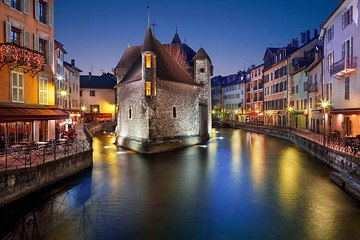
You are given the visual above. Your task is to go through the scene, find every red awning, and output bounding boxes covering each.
[247,112,258,116]
[84,113,112,118]
[0,107,69,122]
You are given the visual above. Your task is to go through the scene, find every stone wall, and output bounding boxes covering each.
[117,80,149,139]
[195,58,212,137]
[227,123,360,173]
[0,150,93,207]
[149,80,199,138]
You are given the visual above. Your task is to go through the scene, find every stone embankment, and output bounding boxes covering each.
[0,122,117,207]
[217,121,360,202]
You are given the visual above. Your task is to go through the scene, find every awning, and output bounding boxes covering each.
[84,113,112,118]
[293,110,304,115]
[330,108,360,115]
[247,112,258,116]
[0,107,69,122]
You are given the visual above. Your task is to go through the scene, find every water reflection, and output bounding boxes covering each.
[2,128,360,239]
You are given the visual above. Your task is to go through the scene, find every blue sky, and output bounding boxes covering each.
[54,0,339,76]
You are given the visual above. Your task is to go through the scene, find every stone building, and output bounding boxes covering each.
[114,26,213,153]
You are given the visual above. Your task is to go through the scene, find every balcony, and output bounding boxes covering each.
[330,57,357,77]
[306,83,318,92]
[0,43,45,75]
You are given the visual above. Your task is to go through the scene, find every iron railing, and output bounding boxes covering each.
[330,57,357,76]
[0,139,92,171]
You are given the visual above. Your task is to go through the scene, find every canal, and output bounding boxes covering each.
[1,128,360,239]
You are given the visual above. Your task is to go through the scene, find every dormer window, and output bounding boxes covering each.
[145,53,151,68]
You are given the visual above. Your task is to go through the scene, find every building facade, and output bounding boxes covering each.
[0,0,69,147]
[248,64,264,123]
[54,40,66,108]
[64,60,82,123]
[114,27,212,153]
[321,0,360,138]
[80,73,117,122]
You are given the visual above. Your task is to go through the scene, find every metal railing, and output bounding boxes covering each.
[218,120,360,158]
[0,139,92,171]
[330,57,357,76]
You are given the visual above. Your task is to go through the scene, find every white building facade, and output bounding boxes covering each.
[321,0,360,137]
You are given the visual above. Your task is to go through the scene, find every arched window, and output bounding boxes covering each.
[129,107,132,119]
[172,106,177,118]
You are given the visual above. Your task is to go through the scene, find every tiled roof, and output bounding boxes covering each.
[80,73,117,89]
[118,27,199,86]
[115,45,142,71]
[64,61,82,72]
[171,32,181,44]
[193,47,211,63]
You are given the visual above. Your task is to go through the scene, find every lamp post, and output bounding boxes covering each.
[287,106,294,129]
[60,90,67,109]
[321,100,330,146]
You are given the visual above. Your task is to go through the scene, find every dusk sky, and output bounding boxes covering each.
[55,0,339,76]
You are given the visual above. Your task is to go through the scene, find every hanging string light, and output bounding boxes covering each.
[0,43,45,69]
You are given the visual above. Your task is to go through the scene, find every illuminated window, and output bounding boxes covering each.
[145,54,151,68]
[146,82,151,96]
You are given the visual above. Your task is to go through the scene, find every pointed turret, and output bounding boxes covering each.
[193,47,211,63]
[171,32,182,44]
[143,27,154,52]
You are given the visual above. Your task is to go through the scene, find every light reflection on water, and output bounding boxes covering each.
[2,128,360,239]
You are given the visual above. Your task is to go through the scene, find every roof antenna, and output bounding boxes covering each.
[147,6,150,27]
[151,20,158,37]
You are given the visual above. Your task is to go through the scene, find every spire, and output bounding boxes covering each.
[143,26,154,51]
[147,6,150,27]
[171,27,182,44]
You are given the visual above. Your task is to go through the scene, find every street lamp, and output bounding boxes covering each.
[60,90,67,109]
[287,106,294,128]
[321,100,330,145]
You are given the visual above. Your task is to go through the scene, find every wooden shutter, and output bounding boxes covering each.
[34,0,39,21]
[24,30,30,48]
[47,40,54,66]
[20,29,24,46]
[4,0,10,6]
[5,21,11,43]
[23,0,30,15]
[350,37,353,59]
[47,2,53,27]
[11,72,18,102]
[342,42,345,59]
[19,74,24,102]
[34,34,39,51]
[342,13,345,29]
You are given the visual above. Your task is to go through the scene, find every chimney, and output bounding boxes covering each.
[301,32,306,44]
[291,38,298,48]
[306,30,311,42]
[313,29,319,38]
[71,59,75,66]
